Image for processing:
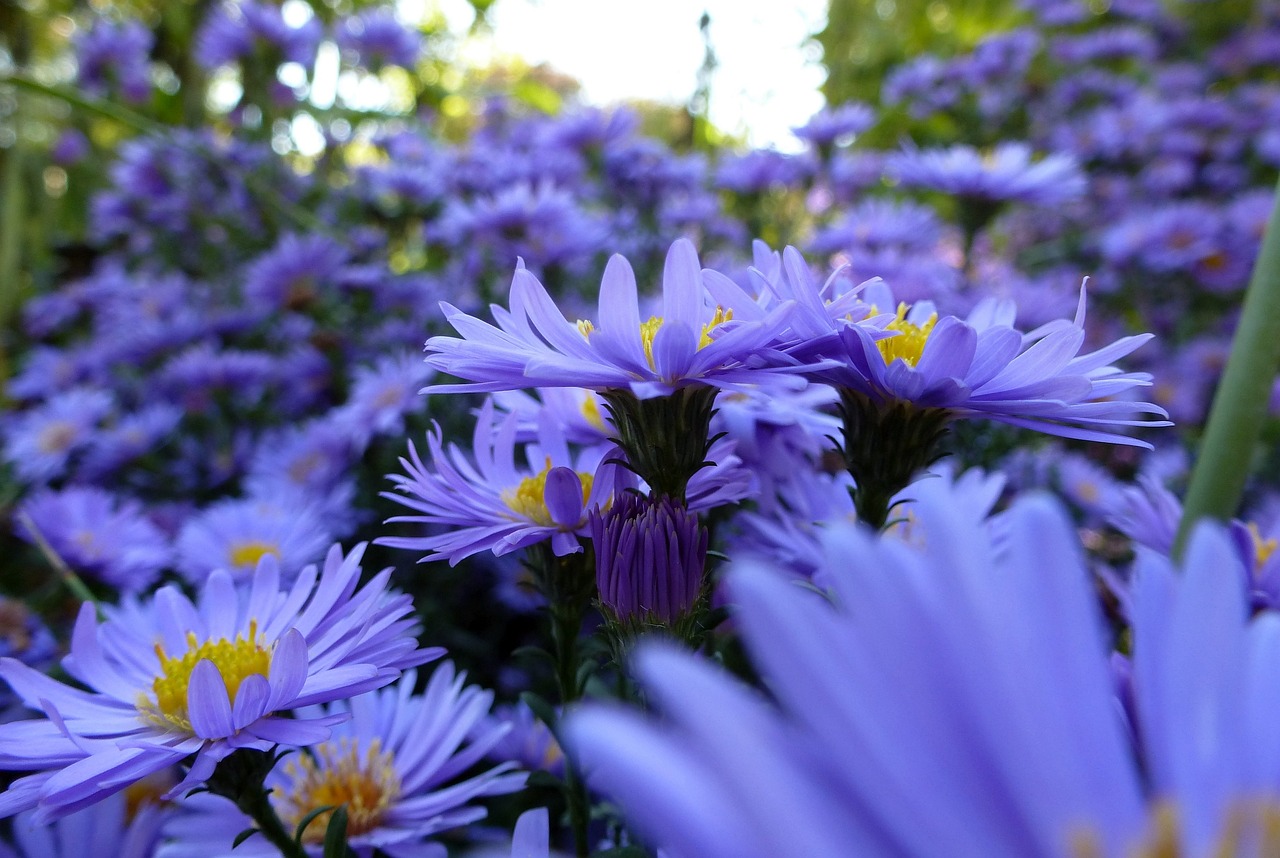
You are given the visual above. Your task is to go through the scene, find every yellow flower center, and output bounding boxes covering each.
[1249,523,1278,568]
[140,622,271,732]
[581,394,608,431]
[37,420,78,454]
[873,303,937,368]
[1071,799,1280,857]
[577,309,734,371]
[229,540,281,569]
[501,458,594,527]
[276,739,401,843]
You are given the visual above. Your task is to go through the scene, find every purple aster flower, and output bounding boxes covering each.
[158,664,523,856]
[241,233,350,317]
[332,353,434,447]
[792,103,876,148]
[591,493,709,631]
[479,701,564,776]
[567,492,1280,856]
[2,387,116,485]
[195,0,322,70]
[790,274,1168,447]
[379,399,626,565]
[887,141,1087,208]
[78,405,184,482]
[18,487,171,593]
[336,9,422,70]
[74,19,153,104]
[0,542,436,821]
[174,491,335,585]
[424,239,798,399]
[2,788,166,858]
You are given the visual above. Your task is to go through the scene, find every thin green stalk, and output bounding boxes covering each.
[0,140,24,392]
[1174,172,1280,559]
[15,511,102,615]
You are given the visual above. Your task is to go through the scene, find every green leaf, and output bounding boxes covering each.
[511,645,557,668]
[524,769,565,791]
[322,806,351,858]
[293,805,335,844]
[232,828,259,849]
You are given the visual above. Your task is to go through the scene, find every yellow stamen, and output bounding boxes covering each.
[140,621,270,732]
[579,308,733,371]
[501,458,594,526]
[698,307,733,348]
[1249,523,1278,568]
[229,540,281,569]
[639,316,663,369]
[276,739,401,843]
[873,303,937,368]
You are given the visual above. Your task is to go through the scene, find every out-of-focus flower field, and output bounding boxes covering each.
[1,0,1279,854]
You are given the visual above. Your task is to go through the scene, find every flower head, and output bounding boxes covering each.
[160,664,524,856]
[425,239,797,399]
[0,543,436,821]
[379,398,624,564]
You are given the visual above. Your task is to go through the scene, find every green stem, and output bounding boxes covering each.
[0,139,23,395]
[1174,172,1280,559]
[15,511,103,617]
[205,748,309,858]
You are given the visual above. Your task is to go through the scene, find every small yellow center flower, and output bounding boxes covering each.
[276,739,401,843]
[37,421,78,454]
[141,621,271,731]
[229,540,281,570]
[502,458,594,526]
[873,303,938,368]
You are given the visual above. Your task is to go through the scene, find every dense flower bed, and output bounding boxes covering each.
[1,0,1279,854]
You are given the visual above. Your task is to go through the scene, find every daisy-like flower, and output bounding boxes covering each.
[424,238,795,400]
[2,387,116,485]
[379,398,624,564]
[18,486,172,592]
[886,141,1087,208]
[175,491,335,585]
[426,239,800,501]
[158,664,525,857]
[2,787,167,858]
[567,493,1280,857]
[778,260,1166,525]
[0,543,437,822]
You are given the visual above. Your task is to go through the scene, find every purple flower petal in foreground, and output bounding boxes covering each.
[567,493,1280,856]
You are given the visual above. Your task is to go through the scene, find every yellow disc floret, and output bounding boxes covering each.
[579,307,733,372]
[228,540,281,570]
[874,303,938,368]
[581,394,608,431]
[141,621,271,732]
[502,458,594,526]
[1249,523,1278,568]
[276,739,401,843]
[699,306,733,348]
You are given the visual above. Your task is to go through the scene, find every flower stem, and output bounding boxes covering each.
[205,748,309,858]
[1175,173,1280,559]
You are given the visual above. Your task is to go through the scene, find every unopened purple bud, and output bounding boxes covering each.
[591,493,708,627]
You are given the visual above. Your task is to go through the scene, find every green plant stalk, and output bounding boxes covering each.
[15,511,102,616]
[1174,172,1280,559]
[0,140,25,393]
